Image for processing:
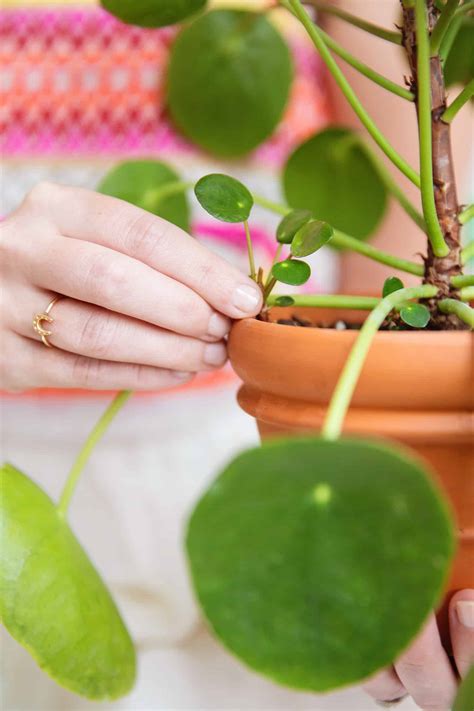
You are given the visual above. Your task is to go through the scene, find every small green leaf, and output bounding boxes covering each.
[186,437,455,692]
[274,295,295,306]
[0,464,136,700]
[400,303,431,328]
[383,276,405,298]
[272,259,311,286]
[98,159,190,232]
[453,665,474,711]
[194,174,253,223]
[168,10,293,156]
[283,127,387,241]
[291,220,333,257]
[100,0,206,28]
[276,210,312,245]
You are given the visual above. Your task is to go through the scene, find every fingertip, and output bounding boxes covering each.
[450,589,474,629]
[230,283,263,318]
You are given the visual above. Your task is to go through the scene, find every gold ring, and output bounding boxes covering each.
[33,295,62,348]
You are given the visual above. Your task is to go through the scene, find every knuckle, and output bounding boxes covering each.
[23,181,60,210]
[122,211,168,261]
[85,253,127,304]
[77,310,118,358]
[71,354,103,388]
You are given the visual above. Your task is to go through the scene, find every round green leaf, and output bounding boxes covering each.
[276,210,312,245]
[283,127,387,241]
[100,0,206,28]
[383,276,405,298]
[444,18,474,88]
[186,437,454,692]
[291,220,333,257]
[194,173,253,223]
[274,295,295,306]
[400,303,431,328]
[0,464,136,700]
[168,10,293,157]
[272,259,311,286]
[98,160,190,232]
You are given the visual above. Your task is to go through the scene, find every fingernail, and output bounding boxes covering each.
[203,342,227,367]
[232,284,262,314]
[172,371,193,380]
[207,312,231,339]
[456,601,474,628]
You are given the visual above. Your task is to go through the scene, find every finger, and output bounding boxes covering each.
[394,614,457,711]
[14,335,196,391]
[22,182,263,318]
[450,589,474,678]
[362,667,406,703]
[25,233,231,341]
[15,294,227,372]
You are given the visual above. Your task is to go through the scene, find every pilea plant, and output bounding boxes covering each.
[1,0,473,706]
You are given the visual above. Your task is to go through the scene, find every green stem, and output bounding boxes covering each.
[332,230,424,275]
[287,0,420,187]
[459,204,474,225]
[57,390,132,518]
[318,27,414,101]
[455,1,474,17]
[143,181,193,210]
[244,220,256,280]
[461,240,474,264]
[414,0,450,257]
[451,274,474,288]
[438,298,474,327]
[305,1,402,44]
[430,0,460,55]
[265,244,283,289]
[440,11,462,60]
[442,79,474,123]
[253,194,289,216]
[267,294,380,309]
[460,286,474,301]
[321,285,438,441]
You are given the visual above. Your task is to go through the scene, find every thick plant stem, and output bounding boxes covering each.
[57,390,132,518]
[414,0,449,258]
[451,274,474,288]
[267,294,380,309]
[253,194,289,216]
[305,1,402,44]
[321,285,438,441]
[402,1,464,325]
[287,0,420,187]
[318,28,414,101]
[430,0,460,55]
[438,299,474,327]
[442,80,474,123]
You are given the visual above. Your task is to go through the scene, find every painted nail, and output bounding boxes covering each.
[203,342,227,367]
[232,284,261,314]
[456,600,474,628]
[207,312,231,339]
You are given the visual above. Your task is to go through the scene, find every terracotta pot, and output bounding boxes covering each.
[228,306,473,648]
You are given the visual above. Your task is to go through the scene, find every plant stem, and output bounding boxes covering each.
[430,0,460,55]
[455,1,474,17]
[459,204,474,225]
[438,298,474,327]
[287,0,420,187]
[244,220,256,280]
[461,240,474,264]
[460,286,474,301]
[253,194,289,216]
[451,274,474,288]
[57,390,132,518]
[332,230,424,275]
[304,1,402,44]
[143,181,193,209]
[442,79,474,123]
[267,294,380,309]
[264,244,283,289]
[321,285,438,441]
[439,10,463,60]
[414,0,450,258]
[317,27,414,101]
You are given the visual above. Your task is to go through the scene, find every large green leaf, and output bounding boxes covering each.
[100,0,206,28]
[194,173,253,223]
[0,464,136,700]
[167,10,293,157]
[98,160,190,232]
[187,437,454,692]
[444,17,474,88]
[283,128,387,241]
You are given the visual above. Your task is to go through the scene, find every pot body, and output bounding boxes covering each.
[228,307,473,647]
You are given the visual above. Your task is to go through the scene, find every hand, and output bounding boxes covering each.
[0,182,262,392]
[363,590,474,710]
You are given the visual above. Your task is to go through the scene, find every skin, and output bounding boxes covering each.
[0,182,262,392]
